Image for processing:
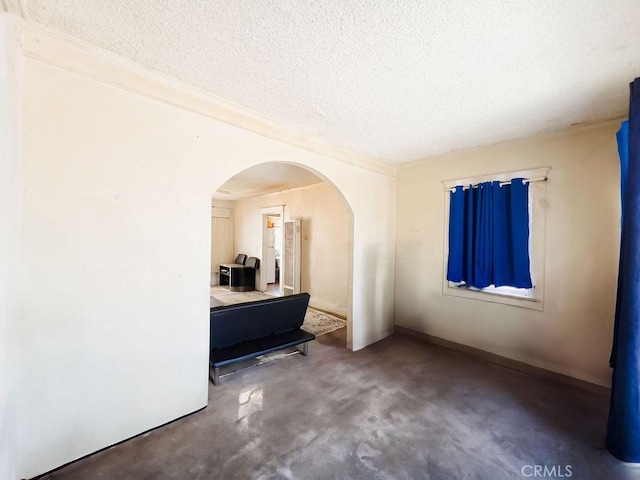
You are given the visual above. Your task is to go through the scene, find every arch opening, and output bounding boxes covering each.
[210,161,354,349]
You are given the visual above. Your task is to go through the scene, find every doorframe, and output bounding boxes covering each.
[260,205,284,294]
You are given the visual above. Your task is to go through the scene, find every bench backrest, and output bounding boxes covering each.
[210,293,310,350]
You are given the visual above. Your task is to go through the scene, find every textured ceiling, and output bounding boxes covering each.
[213,163,323,200]
[28,0,640,164]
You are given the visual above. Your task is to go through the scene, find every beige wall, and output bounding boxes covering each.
[211,199,234,285]
[15,33,395,478]
[395,120,621,387]
[0,15,21,480]
[233,182,350,317]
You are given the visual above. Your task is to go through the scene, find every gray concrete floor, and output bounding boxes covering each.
[42,329,640,480]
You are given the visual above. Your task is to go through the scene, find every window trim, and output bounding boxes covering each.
[441,167,549,311]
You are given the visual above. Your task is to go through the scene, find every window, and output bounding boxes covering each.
[442,167,549,310]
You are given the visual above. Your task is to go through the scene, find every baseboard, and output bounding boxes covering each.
[394,326,610,395]
[308,303,347,320]
[31,404,208,479]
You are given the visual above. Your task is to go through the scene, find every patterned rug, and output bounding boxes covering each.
[210,287,346,337]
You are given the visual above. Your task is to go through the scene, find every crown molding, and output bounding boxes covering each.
[399,117,626,169]
[19,20,395,177]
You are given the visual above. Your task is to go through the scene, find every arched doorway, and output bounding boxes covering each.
[210,161,354,347]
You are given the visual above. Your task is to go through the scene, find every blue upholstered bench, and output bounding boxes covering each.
[209,293,315,385]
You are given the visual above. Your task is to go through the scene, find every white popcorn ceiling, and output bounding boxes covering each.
[213,162,323,200]
[28,0,640,164]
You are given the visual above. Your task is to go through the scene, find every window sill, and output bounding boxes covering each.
[443,284,544,311]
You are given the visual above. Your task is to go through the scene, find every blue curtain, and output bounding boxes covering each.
[607,78,640,462]
[447,179,532,289]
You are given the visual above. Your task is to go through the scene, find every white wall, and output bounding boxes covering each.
[233,182,350,317]
[395,120,621,387]
[15,32,395,478]
[211,199,234,285]
[0,14,21,480]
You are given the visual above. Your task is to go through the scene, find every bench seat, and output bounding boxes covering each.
[210,329,315,368]
[209,292,314,385]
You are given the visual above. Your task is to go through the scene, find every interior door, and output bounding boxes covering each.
[283,219,301,295]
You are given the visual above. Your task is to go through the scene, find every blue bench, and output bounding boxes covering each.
[209,293,315,385]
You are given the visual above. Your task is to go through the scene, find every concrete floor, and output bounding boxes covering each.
[41,329,639,480]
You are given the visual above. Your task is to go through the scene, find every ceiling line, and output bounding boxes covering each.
[19,19,397,178]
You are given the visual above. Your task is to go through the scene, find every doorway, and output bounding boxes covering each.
[211,161,354,348]
[262,210,283,296]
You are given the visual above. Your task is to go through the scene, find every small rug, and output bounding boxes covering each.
[210,287,346,337]
[300,308,346,337]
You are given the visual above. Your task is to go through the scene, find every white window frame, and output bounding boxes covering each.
[441,167,549,311]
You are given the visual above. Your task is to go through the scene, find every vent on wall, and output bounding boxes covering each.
[212,206,232,218]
